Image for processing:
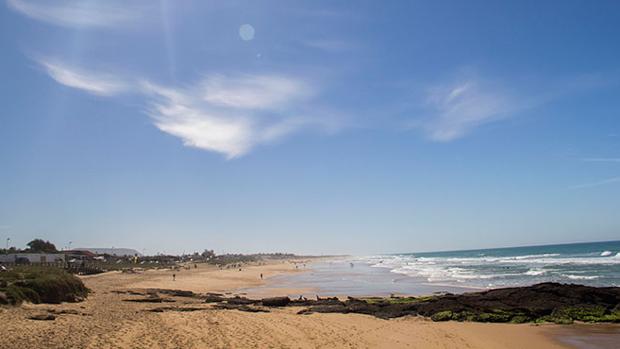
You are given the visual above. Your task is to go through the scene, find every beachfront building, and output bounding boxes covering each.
[0,253,65,264]
[64,250,97,261]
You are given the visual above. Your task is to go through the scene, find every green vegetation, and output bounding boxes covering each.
[430,310,454,321]
[364,296,433,305]
[426,306,620,324]
[206,253,298,265]
[1,238,58,254]
[0,266,88,305]
[25,239,58,253]
[536,306,620,324]
[429,309,523,323]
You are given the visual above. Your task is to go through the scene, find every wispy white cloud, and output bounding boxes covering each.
[404,70,618,142]
[7,0,149,28]
[142,75,337,158]
[417,79,516,141]
[570,176,620,189]
[201,75,313,110]
[38,59,130,96]
[35,56,343,158]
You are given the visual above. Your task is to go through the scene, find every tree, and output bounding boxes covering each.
[26,239,58,253]
[201,249,215,260]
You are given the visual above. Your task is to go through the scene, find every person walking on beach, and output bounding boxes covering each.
[260,273,263,280]
[172,273,176,281]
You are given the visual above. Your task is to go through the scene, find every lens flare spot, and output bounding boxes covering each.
[239,24,255,41]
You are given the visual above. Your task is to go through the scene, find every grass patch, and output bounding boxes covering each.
[363,296,434,305]
[0,266,88,305]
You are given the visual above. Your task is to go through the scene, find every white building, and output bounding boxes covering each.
[0,253,65,264]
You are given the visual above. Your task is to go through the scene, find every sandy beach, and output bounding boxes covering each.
[0,260,591,349]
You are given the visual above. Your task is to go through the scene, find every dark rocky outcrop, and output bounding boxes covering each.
[226,296,260,305]
[146,289,195,298]
[123,297,176,303]
[114,289,197,298]
[204,294,227,303]
[297,283,620,323]
[213,303,270,313]
[149,306,207,313]
[261,296,291,307]
[114,283,620,324]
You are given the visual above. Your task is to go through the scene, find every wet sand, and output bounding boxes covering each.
[0,260,615,348]
[545,324,620,349]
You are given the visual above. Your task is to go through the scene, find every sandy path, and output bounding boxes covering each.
[0,261,569,349]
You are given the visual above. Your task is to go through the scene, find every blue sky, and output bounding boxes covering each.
[1,0,619,255]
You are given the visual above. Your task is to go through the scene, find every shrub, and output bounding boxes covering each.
[0,267,88,305]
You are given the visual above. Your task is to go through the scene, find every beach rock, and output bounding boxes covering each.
[261,297,290,307]
[214,303,269,313]
[414,282,620,319]
[290,297,341,306]
[204,294,226,303]
[298,304,348,315]
[226,296,258,305]
[205,283,620,323]
[294,283,620,323]
[29,314,56,321]
[149,306,206,313]
[148,289,195,298]
[48,309,80,315]
[123,297,175,303]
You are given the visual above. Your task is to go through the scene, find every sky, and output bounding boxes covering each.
[1,0,619,255]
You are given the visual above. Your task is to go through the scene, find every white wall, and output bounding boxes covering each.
[0,253,65,263]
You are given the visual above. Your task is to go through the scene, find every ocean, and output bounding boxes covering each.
[367,240,620,289]
[249,240,620,297]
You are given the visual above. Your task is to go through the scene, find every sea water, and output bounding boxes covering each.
[365,240,620,289]
[254,240,620,297]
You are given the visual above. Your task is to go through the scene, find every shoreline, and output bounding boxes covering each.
[0,259,618,348]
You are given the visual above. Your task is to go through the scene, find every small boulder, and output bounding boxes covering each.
[227,296,257,305]
[261,296,291,307]
[204,295,226,303]
[29,314,56,321]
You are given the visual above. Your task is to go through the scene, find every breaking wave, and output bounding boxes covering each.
[362,242,620,288]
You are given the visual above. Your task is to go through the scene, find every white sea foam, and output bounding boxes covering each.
[562,274,599,280]
[359,249,616,287]
[524,268,546,276]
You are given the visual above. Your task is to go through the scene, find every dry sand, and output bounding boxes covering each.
[0,261,578,348]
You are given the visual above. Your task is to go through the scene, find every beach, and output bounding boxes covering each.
[0,259,602,349]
